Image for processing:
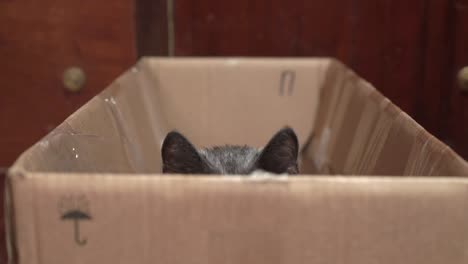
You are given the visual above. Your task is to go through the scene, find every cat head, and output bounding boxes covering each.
[161,127,299,175]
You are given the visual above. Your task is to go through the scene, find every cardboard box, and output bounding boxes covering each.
[5,58,468,264]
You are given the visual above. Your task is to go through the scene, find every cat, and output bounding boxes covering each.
[161,127,299,175]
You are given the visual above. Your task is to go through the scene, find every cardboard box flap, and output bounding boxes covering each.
[304,60,468,176]
[10,64,170,174]
[8,174,468,264]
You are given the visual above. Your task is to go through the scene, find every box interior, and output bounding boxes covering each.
[10,58,467,176]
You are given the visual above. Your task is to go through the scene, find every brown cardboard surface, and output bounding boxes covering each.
[6,58,468,264]
[12,58,331,174]
[306,60,468,176]
[8,174,468,264]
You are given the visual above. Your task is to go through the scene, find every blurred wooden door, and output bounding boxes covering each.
[0,0,136,260]
[0,0,137,167]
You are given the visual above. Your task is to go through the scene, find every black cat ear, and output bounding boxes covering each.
[256,127,299,174]
[161,131,206,174]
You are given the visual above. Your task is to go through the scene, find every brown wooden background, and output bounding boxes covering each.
[1,0,468,260]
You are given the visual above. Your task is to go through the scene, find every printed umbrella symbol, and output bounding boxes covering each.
[61,210,91,245]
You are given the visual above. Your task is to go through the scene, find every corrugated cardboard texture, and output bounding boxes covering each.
[305,60,468,176]
[8,174,468,264]
[6,58,468,264]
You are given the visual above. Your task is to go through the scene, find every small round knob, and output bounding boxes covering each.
[63,67,86,92]
[457,66,468,93]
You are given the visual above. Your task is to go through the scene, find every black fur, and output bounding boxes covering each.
[161,127,299,175]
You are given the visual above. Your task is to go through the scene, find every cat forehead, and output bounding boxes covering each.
[198,146,261,174]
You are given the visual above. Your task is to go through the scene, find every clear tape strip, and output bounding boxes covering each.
[102,92,140,173]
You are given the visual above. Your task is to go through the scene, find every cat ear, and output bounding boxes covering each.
[256,127,299,174]
[161,131,206,174]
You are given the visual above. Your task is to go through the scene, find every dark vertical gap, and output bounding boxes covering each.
[135,0,143,57]
[440,0,456,144]
[381,0,391,98]
[348,0,359,67]
[135,0,169,57]
[415,0,429,131]
[132,0,140,59]
[167,0,174,56]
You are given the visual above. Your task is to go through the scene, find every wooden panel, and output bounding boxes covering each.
[419,0,453,138]
[344,1,425,115]
[447,0,468,157]
[0,0,137,167]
